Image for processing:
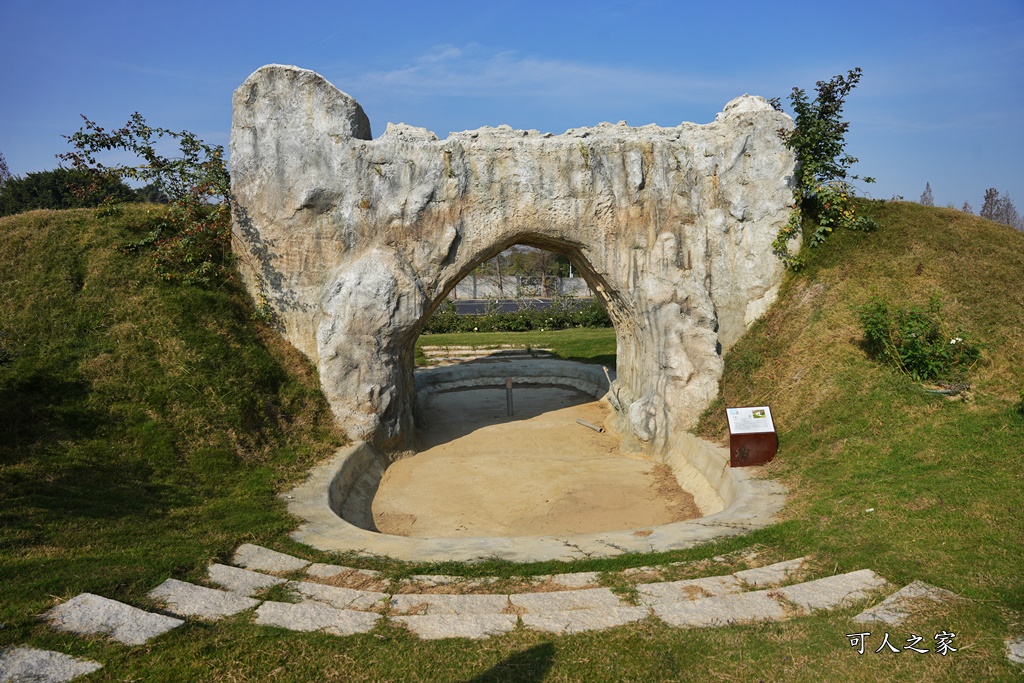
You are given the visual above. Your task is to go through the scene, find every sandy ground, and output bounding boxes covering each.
[372,385,700,538]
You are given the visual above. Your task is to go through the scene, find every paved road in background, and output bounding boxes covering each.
[452,298,592,314]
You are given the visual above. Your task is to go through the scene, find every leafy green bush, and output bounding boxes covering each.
[771,69,876,269]
[421,296,611,334]
[0,167,137,216]
[858,296,980,381]
[59,113,231,285]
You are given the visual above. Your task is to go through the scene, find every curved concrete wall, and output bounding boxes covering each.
[285,363,786,563]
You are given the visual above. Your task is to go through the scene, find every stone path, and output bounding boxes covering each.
[44,593,183,646]
[419,345,555,365]
[10,542,1012,680]
[0,647,101,683]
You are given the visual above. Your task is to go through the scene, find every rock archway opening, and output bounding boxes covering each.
[232,64,796,558]
[367,241,700,538]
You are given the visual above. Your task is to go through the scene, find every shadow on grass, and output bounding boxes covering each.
[461,643,555,683]
[0,372,103,463]
[0,371,191,527]
[553,352,617,367]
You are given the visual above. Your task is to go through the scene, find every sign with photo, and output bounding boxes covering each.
[726,406,775,435]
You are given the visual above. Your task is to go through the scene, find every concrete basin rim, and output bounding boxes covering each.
[285,438,786,563]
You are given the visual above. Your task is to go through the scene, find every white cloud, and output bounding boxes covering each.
[338,44,742,108]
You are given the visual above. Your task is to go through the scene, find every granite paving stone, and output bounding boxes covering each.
[232,544,310,573]
[775,569,888,613]
[289,581,389,611]
[45,593,183,645]
[733,557,807,587]
[548,572,602,589]
[637,575,743,606]
[208,563,286,595]
[522,606,649,635]
[654,590,786,628]
[1007,637,1024,665]
[0,646,102,683]
[408,575,461,587]
[306,563,383,581]
[853,581,959,626]
[510,587,624,613]
[148,579,260,620]
[388,593,509,616]
[392,614,518,640]
[254,601,380,635]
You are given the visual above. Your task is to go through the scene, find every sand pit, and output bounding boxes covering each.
[372,386,700,537]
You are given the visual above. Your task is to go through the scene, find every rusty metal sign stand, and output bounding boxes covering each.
[726,405,778,467]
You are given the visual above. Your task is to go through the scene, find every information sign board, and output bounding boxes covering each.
[727,405,778,467]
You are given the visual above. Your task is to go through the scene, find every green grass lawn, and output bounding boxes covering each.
[1,202,1023,681]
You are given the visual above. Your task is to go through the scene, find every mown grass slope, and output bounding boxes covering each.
[1,201,1022,681]
[0,206,345,626]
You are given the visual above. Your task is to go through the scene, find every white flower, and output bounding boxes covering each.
[950,337,962,345]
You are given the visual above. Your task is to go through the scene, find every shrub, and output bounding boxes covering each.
[858,296,980,382]
[59,113,231,285]
[420,296,611,334]
[771,69,876,269]
[0,167,136,216]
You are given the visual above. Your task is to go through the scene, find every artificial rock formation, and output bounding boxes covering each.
[231,64,797,451]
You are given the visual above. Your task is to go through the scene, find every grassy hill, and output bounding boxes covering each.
[1,201,1022,681]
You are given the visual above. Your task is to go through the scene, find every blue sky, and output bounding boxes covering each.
[2,0,1022,210]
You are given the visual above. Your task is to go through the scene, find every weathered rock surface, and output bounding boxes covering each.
[231,64,797,450]
[44,593,183,645]
[0,647,102,683]
[207,563,286,595]
[852,580,959,626]
[148,578,260,620]
[231,543,310,574]
[254,601,380,636]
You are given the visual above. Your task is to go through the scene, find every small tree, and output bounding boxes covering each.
[769,68,877,269]
[59,113,231,284]
[919,182,934,207]
[961,201,973,214]
[0,151,10,190]
[980,188,1023,230]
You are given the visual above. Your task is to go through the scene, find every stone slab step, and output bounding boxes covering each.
[637,575,743,606]
[392,614,518,640]
[853,580,959,626]
[306,563,384,583]
[774,569,888,612]
[254,601,380,636]
[654,589,787,628]
[290,580,389,612]
[148,578,260,620]
[1007,637,1024,665]
[653,569,888,629]
[734,557,807,587]
[232,544,310,574]
[421,348,554,357]
[208,563,287,596]
[522,606,649,635]
[509,587,623,613]
[388,593,510,616]
[45,593,183,645]
[0,646,102,683]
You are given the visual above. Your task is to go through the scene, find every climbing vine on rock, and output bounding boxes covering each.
[59,113,231,285]
[770,69,877,269]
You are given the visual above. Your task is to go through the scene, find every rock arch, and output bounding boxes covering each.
[231,64,797,451]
